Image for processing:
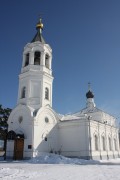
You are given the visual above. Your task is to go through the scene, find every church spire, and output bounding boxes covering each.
[31,18,46,43]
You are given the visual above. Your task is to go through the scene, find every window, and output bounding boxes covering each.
[45,137,47,141]
[45,88,49,100]
[45,117,49,123]
[34,51,41,65]
[108,137,112,151]
[25,53,29,66]
[28,145,32,149]
[18,116,23,124]
[45,54,49,68]
[102,136,106,151]
[21,87,26,98]
[94,135,98,151]
[114,138,117,151]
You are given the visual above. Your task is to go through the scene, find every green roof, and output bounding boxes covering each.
[31,29,46,43]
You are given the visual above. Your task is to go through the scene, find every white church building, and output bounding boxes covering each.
[6,19,120,160]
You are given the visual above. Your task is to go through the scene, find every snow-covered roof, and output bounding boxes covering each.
[61,114,80,121]
[58,105,116,127]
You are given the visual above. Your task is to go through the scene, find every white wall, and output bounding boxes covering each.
[6,105,34,159]
[33,106,59,157]
[58,119,89,158]
[90,120,120,160]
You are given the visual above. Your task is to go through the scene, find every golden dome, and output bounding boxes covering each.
[36,18,43,30]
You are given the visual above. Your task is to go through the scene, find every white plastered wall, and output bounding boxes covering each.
[58,119,89,158]
[90,120,120,160]
[6,104,34,159]
[33,106,59,157]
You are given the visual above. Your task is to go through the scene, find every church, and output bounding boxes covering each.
[6,19,120,160]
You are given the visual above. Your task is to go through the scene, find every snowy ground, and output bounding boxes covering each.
[0,154,120,180]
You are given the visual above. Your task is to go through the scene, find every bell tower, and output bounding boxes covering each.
[17,19,53,110]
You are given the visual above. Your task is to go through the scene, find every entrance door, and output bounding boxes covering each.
[14,139,24,160]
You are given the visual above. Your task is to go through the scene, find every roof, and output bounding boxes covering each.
[86,90,94,99]
[31,19,46,44]
[31,30,46,43]
[58,105,116,126]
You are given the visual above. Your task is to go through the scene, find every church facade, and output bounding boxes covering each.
[6,19,120,160]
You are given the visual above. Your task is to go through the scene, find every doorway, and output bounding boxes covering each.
[14,138,24,160]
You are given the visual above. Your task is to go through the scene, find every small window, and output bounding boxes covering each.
[25,53,29,66]
[34,51,41,65]
[45,87,49,100]
[28,145,32,149]
[18,116,23,124]
[95,135,98,151]
[45,137,47,141]
[45,117,49,123]
[21,87,26,98]
[45,54,49,68]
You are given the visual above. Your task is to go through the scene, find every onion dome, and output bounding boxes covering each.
[86,82,94,99]
[86,90,94,99]
[31,18,46,43]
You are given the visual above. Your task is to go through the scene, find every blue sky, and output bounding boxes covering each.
[0,0,120,118]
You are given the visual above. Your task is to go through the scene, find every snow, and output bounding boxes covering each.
[0,153,120,179]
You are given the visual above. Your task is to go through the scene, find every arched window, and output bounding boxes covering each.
[45,88,49,100]
[21,87,26,98]
[94,135,98,151]
[108,137,112,151]
[18,116,23,124]
[45,54,49,69]
[34,51,41,65]
[25,53,29,66]
[114,138,117,151]
[102,136,106,151]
